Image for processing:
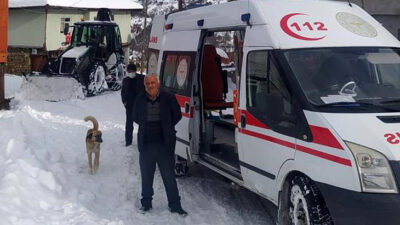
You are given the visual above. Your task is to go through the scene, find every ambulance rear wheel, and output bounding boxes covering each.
[285,175,333,225]
[174,155,189,177]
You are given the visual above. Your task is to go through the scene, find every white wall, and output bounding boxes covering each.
[112,10,132,45]
[9,8,46,48]
[46,8,85,51]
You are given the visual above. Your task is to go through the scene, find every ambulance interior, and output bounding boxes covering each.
[199,30,243,175]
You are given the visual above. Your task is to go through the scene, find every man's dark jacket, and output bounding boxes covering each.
[121,74,145,109]
[133,90,182,154]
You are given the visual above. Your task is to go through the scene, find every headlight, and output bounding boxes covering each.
[346,141,398,193]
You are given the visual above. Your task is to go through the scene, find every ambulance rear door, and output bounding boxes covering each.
[147,15,165,75]
[158,29,202,160]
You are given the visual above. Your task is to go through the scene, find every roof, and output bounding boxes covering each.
[9,0,143,10]
[165,0,400,49]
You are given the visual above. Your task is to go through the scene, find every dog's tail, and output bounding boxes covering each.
[84,116,99,131]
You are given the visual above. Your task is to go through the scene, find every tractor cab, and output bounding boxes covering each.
[70,21,123,62]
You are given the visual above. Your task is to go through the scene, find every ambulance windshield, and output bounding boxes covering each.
[284,47,400,110]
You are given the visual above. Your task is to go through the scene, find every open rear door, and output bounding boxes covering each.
[147,15,165,75]
[158,29,202,161]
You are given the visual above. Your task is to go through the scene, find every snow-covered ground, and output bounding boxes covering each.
[0,74,276,225]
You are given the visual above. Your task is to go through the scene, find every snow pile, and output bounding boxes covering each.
[0,96,133,224]
[18,76,85,102]
[4,74,23,99]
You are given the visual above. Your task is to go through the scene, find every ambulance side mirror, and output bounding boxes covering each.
[264,94,284,123]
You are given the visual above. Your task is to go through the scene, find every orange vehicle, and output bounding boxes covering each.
[0,0,8,63]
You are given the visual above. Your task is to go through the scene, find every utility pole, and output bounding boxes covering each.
[0,0,9,110]
[140,0,148,73]
[178,0,184,10]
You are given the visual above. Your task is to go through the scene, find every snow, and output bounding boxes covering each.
[9,0,142,10]
[19,76,84,102]
[1,74,276,225]
[216,48,229,59]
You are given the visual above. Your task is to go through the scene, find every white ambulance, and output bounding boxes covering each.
[147,0,400,224]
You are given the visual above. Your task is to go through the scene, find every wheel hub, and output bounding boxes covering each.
[94,66,105,91]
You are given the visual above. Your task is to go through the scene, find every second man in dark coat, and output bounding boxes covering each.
[121,64,144,146]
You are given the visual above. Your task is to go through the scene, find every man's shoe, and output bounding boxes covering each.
[125,142,132,147]
[137,206,152,214]
[169,207,188,217]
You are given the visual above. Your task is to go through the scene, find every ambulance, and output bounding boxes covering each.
[147,0,400,224]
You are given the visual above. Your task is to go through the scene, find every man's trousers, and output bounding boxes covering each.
[139,143,181,209]
[125,108,133,145]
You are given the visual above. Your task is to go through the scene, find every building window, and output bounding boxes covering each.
[60,18,71,33]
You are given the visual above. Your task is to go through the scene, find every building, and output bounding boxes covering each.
[8,0,142,74]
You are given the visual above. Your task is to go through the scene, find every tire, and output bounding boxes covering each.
[174,155,189,177]
[108,63,126,91]
[279,175,333,225]
[85,62,106,96]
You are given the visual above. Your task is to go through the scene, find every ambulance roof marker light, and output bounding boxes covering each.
[197,19,204,27]
[241,13,251,26]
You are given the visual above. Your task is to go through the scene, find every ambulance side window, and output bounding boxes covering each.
[160,52,195,96]
[246,50,298,135]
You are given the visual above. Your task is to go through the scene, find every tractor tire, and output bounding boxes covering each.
[108,63,126,91]
[85,62,106,96]
[280,175,333,225]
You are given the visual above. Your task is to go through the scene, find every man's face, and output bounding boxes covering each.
[144,75,160,98]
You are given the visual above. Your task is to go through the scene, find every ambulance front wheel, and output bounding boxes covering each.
[174,155,189,177]
[278,175,333,225]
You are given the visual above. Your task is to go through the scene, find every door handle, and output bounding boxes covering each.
[184,102,190,113]
[241,115,246,128]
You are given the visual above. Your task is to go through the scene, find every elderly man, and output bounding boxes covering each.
[133,74,187,216]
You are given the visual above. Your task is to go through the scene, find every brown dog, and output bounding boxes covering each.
[84,116,103,174]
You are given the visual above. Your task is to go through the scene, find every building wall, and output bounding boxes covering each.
[374,15,400,39]
[46,8,85,51]
[113,10,133,46]
[8,8,46,48]
[5,48,31,75]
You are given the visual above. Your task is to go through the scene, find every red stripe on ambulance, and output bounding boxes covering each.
[309,125,344,150]
[239,128,352,167]
[175,94,193,118]
[240,110,269,129]
[240,110,343,151]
